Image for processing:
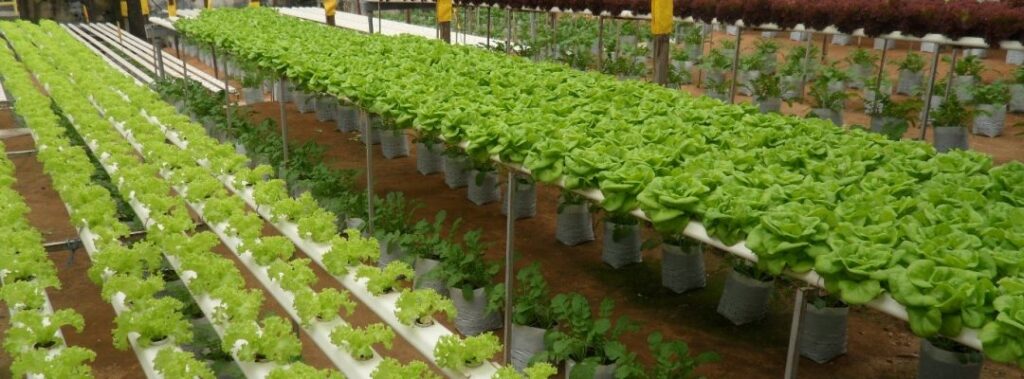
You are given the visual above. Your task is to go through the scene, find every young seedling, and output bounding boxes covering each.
[355,261,414,295]
[329,323,395,361]
[394,288,456,326]
[434,333,502,370]
[323,229,380,276]
[293,287,356,327]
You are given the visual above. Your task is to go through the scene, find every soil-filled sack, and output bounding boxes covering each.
[661,242,706,293]
[468,170,501,205]
[933,127,969,153]
[358,116,382,145]
[242,87,263,104]
[602,221,642,269]
[799,305,848,363]
[416,142,444,175]
[501,178,537,219]
[556,203,595,246]
[293,90,313,113]
[336,103,359,132]
[444,154,471,188]
[972,104,1006,137]
[379,129,410,159]
[511,324,547,371]
[449,287,502,336]
[916,338,983,379]
[896,70,922,95]
[315,97,336,122]
[716,269,774,325]
[377,237,407,268]
[413,257,448,296]
[565,359,616,379]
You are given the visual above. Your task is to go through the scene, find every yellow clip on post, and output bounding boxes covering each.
[82,4,90,22]
[651,0,672,35]
[436,0,452,23]
[325,0,336,16]
[249,0,260,7]
[206,0,212,9]
[168,0,176,17]
[120,0,127,17]
[140,0,149,15]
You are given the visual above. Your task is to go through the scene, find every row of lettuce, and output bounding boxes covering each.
[2,19,573,379]
[0,140,97,375]
[176,7,1024,365]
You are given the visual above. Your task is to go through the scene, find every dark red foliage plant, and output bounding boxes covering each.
[768,0,804,30]
[714,0,745,25]
[739,0,773,28]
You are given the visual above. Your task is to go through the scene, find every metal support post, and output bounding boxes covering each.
[223,55,231,132]
[596,16,604,69]
[505,8,512,54]
[653,34,670,86]
[486,7,491,48]
[364,111,375,235]
[727,26,742,104]
[919,46,943,139]
[211,44,218,79]
[501,170,516,365]
[873,39,889,95]
[277,78,290,191]
[783,287,808,379]
[944,48,959,101]
[797,33,813,100]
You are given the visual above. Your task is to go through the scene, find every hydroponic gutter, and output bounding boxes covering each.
[141,110,501,379]
[60,24,152,86]
[92,98,382,379]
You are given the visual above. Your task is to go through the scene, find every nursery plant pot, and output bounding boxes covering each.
[379,129,410,159]
[831,34,850,46]
[810,108,843,126]
[661,242,706,293]
[686,45,702,61]
[565,359,616,379]
[848,63,873,89]
[896,70,922,95]
[933,126,969,153]
[415,142,445,175]
[827,80,846,94]
[273,79,291,102]
[468,170,501,205]
[377,237,407,268]
[501,177,537,219]
[1007,50,1024,66]
[315,97,336,122]
[336,102,359,132]
[920,41,939,53]
[1010,84,1024,113]
[413,257,448,296]
[760,31,777,38]
[953,75,975,102]
[242,87,263,104]
[556,202,595,246]
[601,220,641,269]
[799,304,849,363]
[289,180,313,198]
[972,104,1007,137]
[965,48,987,59]
[756,97,781,113]
[511,324,547,371]
[725,25,739,36]
[443,154,471,188]
[358,116,382,145]
[762,54,778,73]
[449,287,502,336]
[618,35,638,50]
[789,31,810,42]
[293,91,313,113]
[781,75,804,100]
[704,70,725,87]
[863,86,893,114]
[916,338,983,379]
[716,269,774,325]
[738,70,759,96]
[706,89,728,102]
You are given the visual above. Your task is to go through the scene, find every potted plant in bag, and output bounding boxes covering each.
[467,158,501,205]
[971,81,1011,137]
[659,235,706,294]
[862,76,894,114]
[602,212,642,269]
[241,69,265,105]
[612,332,720,378]
[408,211,462,296]
[917,336,983,379]
[413,130,445,175]
[893,52,926,95]
[377,118,410,159]
[753,39,780,73]
[698,48,731,100]
[748,72,783,113]
[931,93,972,152]
[372,192,422,267]
[535,294,638,379]
[443,146,472,189]
[737,53,765,96]
[508,263,558,371]
[437,230,503,335]
[799,292,849,363]
[807,78,848,126]
[952,55,984,102]
[1010,66,1024,113]
[716,257,775,325]
[846,48,877,89]
[680,25,703,61]
[556,191,596,246]
[778,46,821,100]
[868,94,922,140]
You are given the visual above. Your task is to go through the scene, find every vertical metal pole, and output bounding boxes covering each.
[597,16,604,70]
[919,46,943,139]
[486,7,491,48]
[364,111,375,235]
[505,8,511,54]
[502,170,516,366]
[653,33,670,86]
[874,40,889,95]
[821,34,829,64]
[944,48,958,101]
[550,13,557,58]
[783,288,808,379]
[211,44,218,79]
[277,78,290,190]
[223,55,231,133]
[727,26,742,104]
